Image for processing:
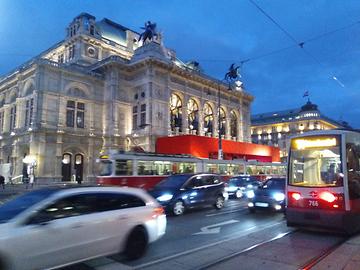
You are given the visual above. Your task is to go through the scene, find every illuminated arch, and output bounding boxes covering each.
[170,93,182,132]
[203,102,214,135]
[230,110,238,138]
[187,98,199,134]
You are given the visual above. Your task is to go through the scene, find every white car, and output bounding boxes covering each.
[0,185,166,270]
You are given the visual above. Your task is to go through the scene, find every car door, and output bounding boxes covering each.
[202,175,223,204]
[9,193,98,270]
[87,192,147,254]
[184,175,208,206]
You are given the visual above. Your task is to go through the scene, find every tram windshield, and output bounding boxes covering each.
[289,136,343,187]
[99,160,112,176]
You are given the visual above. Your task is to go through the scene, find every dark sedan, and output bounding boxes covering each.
[149,173,227,216]
[225,175,261,199]
[247,178,286,213]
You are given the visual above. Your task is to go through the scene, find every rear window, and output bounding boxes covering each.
[0,189,58,223]
[263,179,285,190]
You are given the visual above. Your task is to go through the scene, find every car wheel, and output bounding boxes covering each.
[235,189,243,199]
[124,226,148,260]
[172,200,185,216]
[214,196,225,209]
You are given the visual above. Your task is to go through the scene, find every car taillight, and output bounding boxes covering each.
[152,207,165,218]
[319,191,336,203]
[290,192,301,201]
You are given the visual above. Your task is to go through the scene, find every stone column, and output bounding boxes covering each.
[225,116,231,140]
[182,95,189,134]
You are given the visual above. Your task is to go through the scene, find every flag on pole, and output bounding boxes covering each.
[303,91,309,98]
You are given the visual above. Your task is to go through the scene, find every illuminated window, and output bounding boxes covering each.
[203,102,213,134]
[66,101,85,128]
[132,106,138,129]
[9,105,16,131]
[25,98,34,127]
[170,93,182,132]
[140,104,146,126]
[230,110,237,138]
[219,107,226,137]
[187,98,199,134]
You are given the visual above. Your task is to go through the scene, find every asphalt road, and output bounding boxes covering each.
[61,198,287,269]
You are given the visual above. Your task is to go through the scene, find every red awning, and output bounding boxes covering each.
[156,135,280,162]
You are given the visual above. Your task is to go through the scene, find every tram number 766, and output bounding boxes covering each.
[309,200,319,207]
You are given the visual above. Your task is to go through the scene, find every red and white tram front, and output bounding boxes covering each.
[286,131,360,233]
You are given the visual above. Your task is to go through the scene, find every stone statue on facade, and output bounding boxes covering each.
[138,21,158,43]
[224,63,240,82]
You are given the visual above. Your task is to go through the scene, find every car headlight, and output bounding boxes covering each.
[247,184,253,189]
[273,192,285,201]
[157,194,173,202]
[246,190,255,199]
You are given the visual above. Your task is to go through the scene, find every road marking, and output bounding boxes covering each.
[206,208,247,217]
[193,219,239,235]
[133,220,286,269]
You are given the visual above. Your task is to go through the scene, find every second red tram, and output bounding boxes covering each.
[96,151,286,190]
[286,129,360,234]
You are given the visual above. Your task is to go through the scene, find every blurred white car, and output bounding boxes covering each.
[0,185,166,270]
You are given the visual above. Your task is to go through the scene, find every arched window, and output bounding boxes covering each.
[203,102,214,135]
[170,93,182,132]
[187,98,199,134]
[219,107,226,137]
[230,110,238,138]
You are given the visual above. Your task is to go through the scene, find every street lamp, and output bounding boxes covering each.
[218,64,241,160]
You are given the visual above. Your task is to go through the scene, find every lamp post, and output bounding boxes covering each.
[217,83,223,160]
[217,64,241,160]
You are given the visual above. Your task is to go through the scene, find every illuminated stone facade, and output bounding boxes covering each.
[0,13,253,183]
[251,100,350,160]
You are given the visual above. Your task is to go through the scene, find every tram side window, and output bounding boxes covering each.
[347,143,360,199]
[115,160,132,175]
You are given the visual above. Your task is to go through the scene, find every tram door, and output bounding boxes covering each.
[62,153,72,182]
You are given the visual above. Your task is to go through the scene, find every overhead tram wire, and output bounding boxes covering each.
[194,18,360,70]
[248,0,349,88]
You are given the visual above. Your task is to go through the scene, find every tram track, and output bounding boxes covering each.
[199,229,348,270]
[197,230,296,270]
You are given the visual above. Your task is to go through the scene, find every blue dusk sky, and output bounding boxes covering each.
[1,0,360,127]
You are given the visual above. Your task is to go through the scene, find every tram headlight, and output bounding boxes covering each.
[246,190,255,199]
[157,194,173,202]
[273,192,285,202]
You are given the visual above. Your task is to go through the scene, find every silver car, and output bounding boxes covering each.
[0,185,166,270]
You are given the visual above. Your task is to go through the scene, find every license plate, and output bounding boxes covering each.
[255,202,269,207]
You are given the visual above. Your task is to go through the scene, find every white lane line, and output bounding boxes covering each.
[206,208,247,217]
[132,220,286,269]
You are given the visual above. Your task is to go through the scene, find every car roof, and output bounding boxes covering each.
[28,184,150,198]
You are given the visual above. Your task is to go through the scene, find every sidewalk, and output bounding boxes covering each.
[311,235,360,270]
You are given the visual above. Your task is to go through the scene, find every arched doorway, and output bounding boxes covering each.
[74,154,84,184]
[62,153,72,181]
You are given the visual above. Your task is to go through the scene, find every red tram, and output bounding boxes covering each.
[96,151,286,190]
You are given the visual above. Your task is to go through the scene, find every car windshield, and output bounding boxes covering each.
[155,175,190,189]
[0,188,58,223]
[262,179,285,190]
